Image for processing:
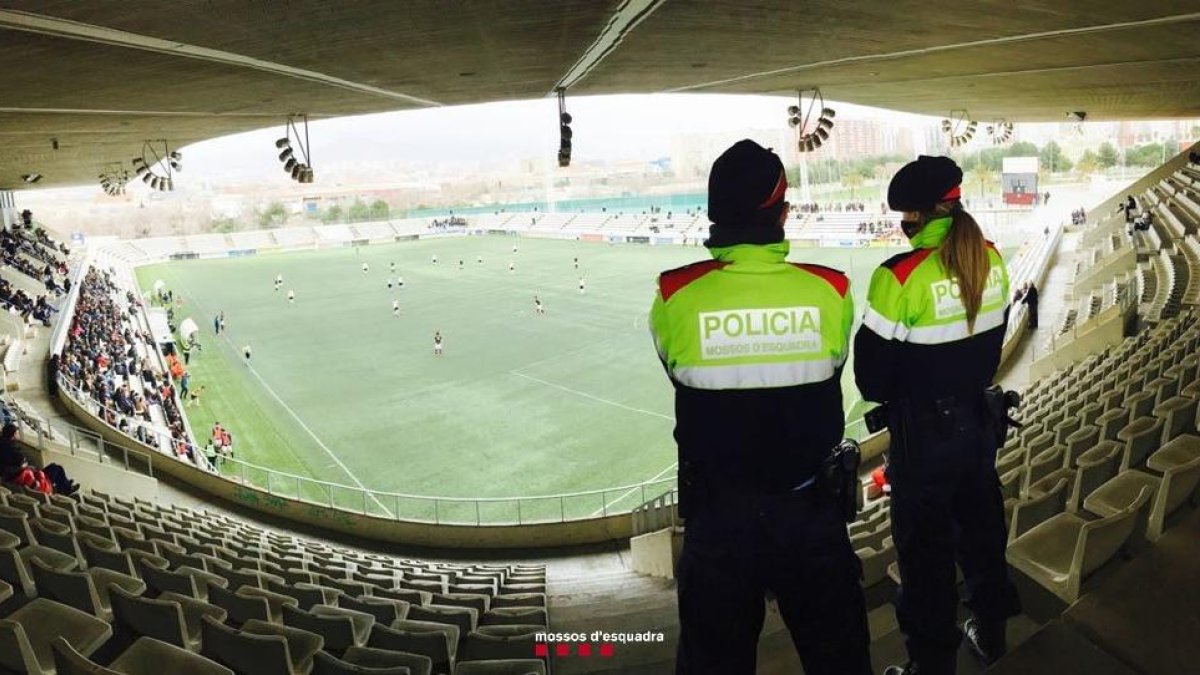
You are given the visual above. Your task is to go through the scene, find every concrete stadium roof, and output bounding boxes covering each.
[3,1,1200,189]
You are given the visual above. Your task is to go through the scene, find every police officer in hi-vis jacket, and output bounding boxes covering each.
[651,140,872,675]
[856,156,1020,675]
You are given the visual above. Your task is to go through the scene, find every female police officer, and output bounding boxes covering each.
[854,156,1020,675]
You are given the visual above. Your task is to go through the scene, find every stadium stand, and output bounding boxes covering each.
[0,487,548,675]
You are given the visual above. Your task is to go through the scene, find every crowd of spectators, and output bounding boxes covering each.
[0,278,57,326]
[428,216,467,230]
[1,227,68,293]
[793,201,872,214]
[1071,208,1088,226]
[855,220,900,237]
[55,266,210,470]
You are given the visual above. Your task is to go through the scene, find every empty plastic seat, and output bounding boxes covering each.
[409,604,477,637]
[1125,391,1157,420]
[342,646,431,675]
[1069,441,1124,510]
[1007,486,1151,602]
[1153,395,1198,444]
[1027,446,1065,485]
[374,586,429,607]
[459,630,540,663]
[110,585,226,652]
[208,583,275,626]
[285,582,344,610]
[1063,425,1100,467]
[310,604,377,650]
[339,594,411,626]
[199,615,306,675]
[0,598,112,675]
[312,650,414,675]
[139,559,204,599]
[479,608,546,628]
[239,618,324,675]
[1054,416,1083,446]
[238,585,301,618]
[1095,408,1129,441]
[53,635,236,675]
[453,661,545,675]
[857,540,897,588]
[1117,417,1164,469]
[370,622,457,675]
[30,557,146,621]
[1007,477,1069,543]
[433,593,490,615]
[487,594,545,610]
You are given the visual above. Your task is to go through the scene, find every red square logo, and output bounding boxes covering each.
[534,644,548,658]
[556,643,570,657]
[600,643,615,657]
[578,643,592,657]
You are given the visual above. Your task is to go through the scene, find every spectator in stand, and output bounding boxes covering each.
[1022,282,1039,329]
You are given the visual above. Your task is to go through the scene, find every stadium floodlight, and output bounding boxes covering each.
[988,120,1014,145]
[557,89,572,168]
[790,88,835,153]
[131,139,179,191]
[942,110,976,149]
[276,114,315,183]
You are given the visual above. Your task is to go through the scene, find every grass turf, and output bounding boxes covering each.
[137,237,909,522]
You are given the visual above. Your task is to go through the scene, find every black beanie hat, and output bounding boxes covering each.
[887,155,963,212]
[706,140,787,247]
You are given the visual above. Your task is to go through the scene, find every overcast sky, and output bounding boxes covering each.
[180,94,939,173]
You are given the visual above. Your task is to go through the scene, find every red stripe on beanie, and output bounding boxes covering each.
[942,185,961,201]
[758,172,787,209]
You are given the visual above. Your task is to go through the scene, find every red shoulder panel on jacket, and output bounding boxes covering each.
[790,263,849,297]
[658,260,727,301]
[887,248,934,285]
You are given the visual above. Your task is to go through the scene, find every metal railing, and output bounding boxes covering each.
[53,371,681,525]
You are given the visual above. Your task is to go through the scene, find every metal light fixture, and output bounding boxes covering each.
[275,115,315,184]
[942,110,977,148]
[988,120,1014,145]
[129,140,180,191]
[557,89,572,168]
[789,88,836,153]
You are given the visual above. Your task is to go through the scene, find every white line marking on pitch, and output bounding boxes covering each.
[592,460,678,517]
[508,371,674,421]
[166,269,393,518]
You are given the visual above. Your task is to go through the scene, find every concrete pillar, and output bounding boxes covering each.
[0,190,15,230]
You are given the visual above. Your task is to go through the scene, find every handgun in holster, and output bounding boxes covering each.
[983,385,1023,446]
[819,439,862,523]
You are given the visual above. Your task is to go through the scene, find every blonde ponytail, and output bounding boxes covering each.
[936,203,989,332]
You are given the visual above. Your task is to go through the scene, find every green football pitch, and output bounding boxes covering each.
[137,237,907,522]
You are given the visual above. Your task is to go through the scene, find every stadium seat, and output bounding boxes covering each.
[1028,446,1065,486]
[208,583,274,626]
[371,621,457,675]
[199,615,304,675]
[311,604,377,649]
[1008,477,1069,543]
[1007,486,1152,602]
[1096,408,1129,441]
[409,604,477,637]
[479,608,546,628]
[857,540,897,588]
[53,635,235,675]
[1153,395,1198,444]
[342,646,432,675]
[1117,417,1164,469]
[240,618,325,674]
[453,660,545,675]
[341,594,411,625]
[1063,426,1100,467]
[487,594,545,610]
[29,557,146,621]
[0,599,112,675]
[110,585,220,652]
[1069,442,1124,511]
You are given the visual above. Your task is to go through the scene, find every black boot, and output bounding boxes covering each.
[963,616,1006,664]
[883,664,918,675]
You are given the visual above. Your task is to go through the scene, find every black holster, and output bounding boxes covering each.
[819,439,862,523]
[982,385,1023,446]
